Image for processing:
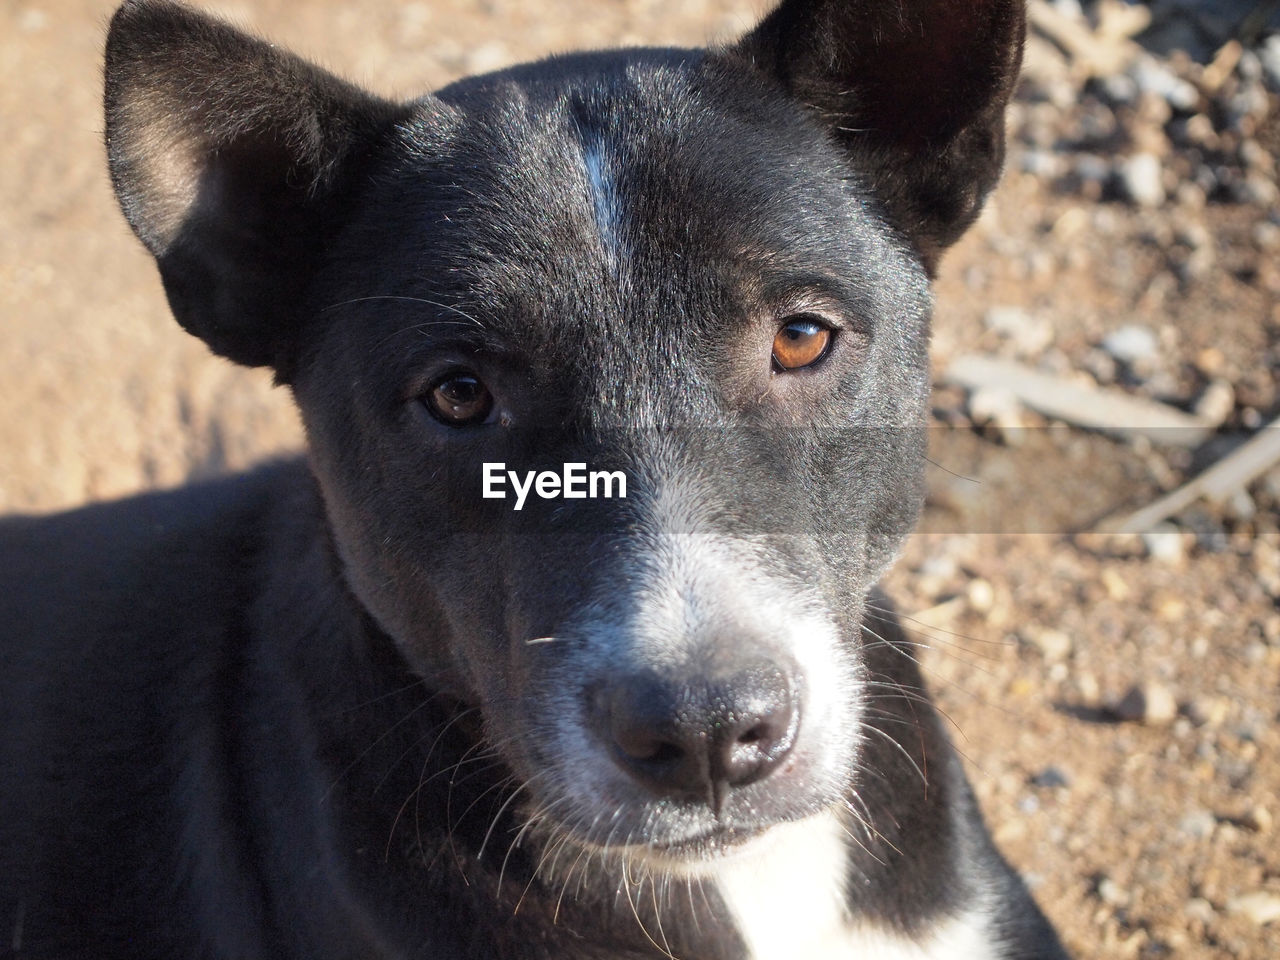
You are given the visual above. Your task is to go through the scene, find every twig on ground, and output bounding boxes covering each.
[940,354,1215,448]
[1101,417,1280,533]
[1027,0,1141,77]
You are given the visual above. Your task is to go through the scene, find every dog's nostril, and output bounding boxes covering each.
[646,741,685,764]
[613,728,684,765]
[716,693,797,789]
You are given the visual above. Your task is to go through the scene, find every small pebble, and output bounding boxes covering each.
[1074,153,1111,188]
[1171,113,1217,148]
[1184,898,1216,923]
[1030,766,1071,790]
[1193,379,1235,425]
[1098,73,1137,106]
[983,306,1054,355]
[1227,892,1280,926]
[919,553,959,580]
[1142,524,1186,566]
[1022,627,1073,663]
[1075,671,1101,704]
[1261,34,1280,92]
[1224,489,1256,522]
[1115,153,1166,208]
[1194,347,1225,377]
[1241,805,1273,835]
[1020,149,1065,179]
[1238,174,1279,207]
[1100,568,1130,601]
[1130,56,1199,111]
[1154,594,1186,621]
[1186,696,1229,728]
[1097,876,1130,907]
[968,387,1026,444]
[1048,0,1083,20]
[1263,613,1280,643]
[1178,809,1217,840]
[1238,50,1263,84]
[1239,139,1273,174]
[1113,681,1178,725]
[966,578,995,614]
[1254,221,1280,251]
[1102,324,1159,364]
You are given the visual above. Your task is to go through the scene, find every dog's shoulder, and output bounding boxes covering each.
[1,458,309,647]
[0,459,319,957]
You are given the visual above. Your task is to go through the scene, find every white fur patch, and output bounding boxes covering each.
[713,812,998,960]
[712,812,851,959]
[581,136,624,264]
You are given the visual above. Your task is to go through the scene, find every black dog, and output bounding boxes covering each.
[0,1,1068,957]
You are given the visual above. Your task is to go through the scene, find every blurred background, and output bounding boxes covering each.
[2,0,1278,955]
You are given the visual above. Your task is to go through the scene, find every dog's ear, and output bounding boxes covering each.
[731,0,1025,274]
[104,0,407,374]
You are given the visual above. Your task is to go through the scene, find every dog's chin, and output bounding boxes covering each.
[536,808,826,881]
[620,822,784,877]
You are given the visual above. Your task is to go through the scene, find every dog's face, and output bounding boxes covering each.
[299,57,936,856]
[106,0,1023,869]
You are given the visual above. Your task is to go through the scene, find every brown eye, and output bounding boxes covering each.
[425,372,493,425]
[772,316,832,371]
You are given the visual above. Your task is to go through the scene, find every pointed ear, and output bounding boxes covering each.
[731,0,1025,274]
[104,0,408,374]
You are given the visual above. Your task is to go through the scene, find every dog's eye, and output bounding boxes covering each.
[425,372,493,426]
[772,316,832,371]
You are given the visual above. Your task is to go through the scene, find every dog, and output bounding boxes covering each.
[0,0,1069,957]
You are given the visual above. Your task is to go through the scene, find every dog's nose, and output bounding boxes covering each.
[594,661,799,810]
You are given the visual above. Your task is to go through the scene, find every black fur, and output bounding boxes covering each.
[2,2,1066,958]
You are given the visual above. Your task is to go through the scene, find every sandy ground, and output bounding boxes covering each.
[3,2,1278,957]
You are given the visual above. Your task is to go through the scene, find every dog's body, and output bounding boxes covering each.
[1,1,1067,957]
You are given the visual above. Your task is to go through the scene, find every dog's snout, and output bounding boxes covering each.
[594,661,800,809]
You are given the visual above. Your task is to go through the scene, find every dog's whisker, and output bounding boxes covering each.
[326,694,466,801]
[475,779,528,864]
[553,840,591,923]
[833,805,891,866]
[384,748,436,863]
[329,676,430,716]
[861,724,929,789]
[500,788,568,894]
[619,857,678,960]
[839,789,900,860]
[647,867,675,960]
[319,294,486,328]
[860,622,1004,703]
[865,599,1011,651]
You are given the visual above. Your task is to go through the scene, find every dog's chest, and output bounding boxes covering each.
[710,813,994,960]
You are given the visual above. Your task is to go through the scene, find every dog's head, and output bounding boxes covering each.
[105,0,1023,871]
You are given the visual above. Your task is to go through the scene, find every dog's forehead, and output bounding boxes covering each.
[378,54,906,353]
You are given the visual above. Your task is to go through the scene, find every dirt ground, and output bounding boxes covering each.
[2,1,1278,957]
